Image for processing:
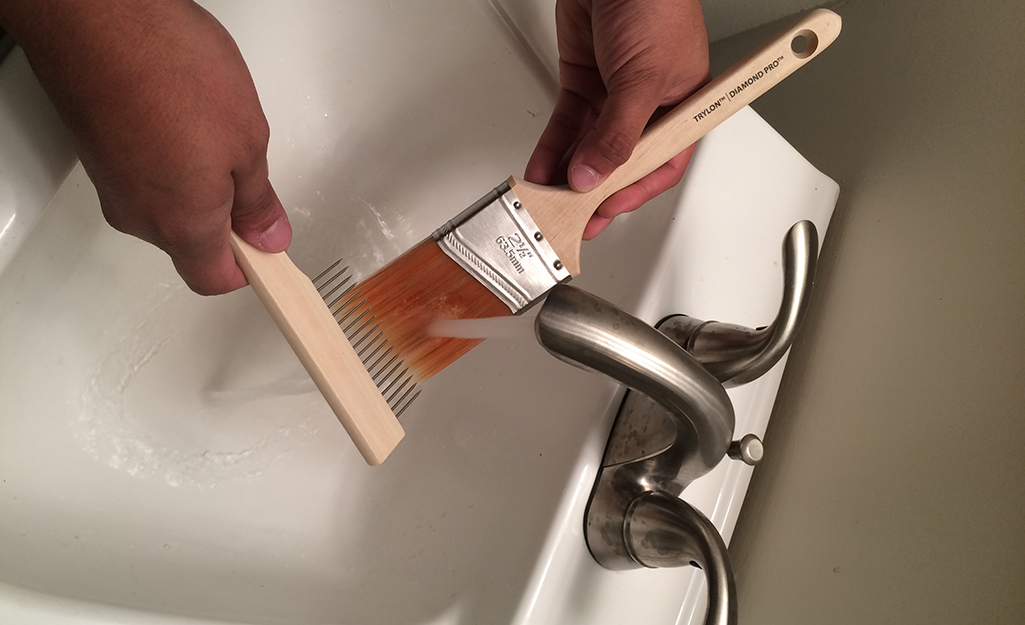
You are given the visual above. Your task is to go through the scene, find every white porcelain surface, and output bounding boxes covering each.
[0,2,837,624]
[0,47,77,276]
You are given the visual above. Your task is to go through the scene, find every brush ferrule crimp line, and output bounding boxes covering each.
[433,182,571,314]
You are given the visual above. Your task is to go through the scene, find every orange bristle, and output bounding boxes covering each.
[333,239,512,382]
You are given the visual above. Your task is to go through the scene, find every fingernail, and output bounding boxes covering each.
[569,165,602,192]
[258,217,291,252]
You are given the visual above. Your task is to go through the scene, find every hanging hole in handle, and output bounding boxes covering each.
[791,29,819,59]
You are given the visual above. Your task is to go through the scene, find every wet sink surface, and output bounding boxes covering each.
[0,2,838,624]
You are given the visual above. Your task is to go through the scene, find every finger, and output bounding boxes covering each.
[231,156,291,253]
[118,185,248,295]
[567,73,666,192]
[172,226,248,296]
[595,143,696,220]
[583,213,614,240]
[178,159,289,295]
[553,130,587,186]
[524,88,593,185]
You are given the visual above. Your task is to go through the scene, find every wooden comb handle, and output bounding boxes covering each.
[512,8,842,275]
[229,232,405,465]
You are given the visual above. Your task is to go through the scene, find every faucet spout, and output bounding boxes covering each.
[535,285,734,471]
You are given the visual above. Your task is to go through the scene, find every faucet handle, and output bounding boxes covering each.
[658,220,818,388]
[626,491,738,625]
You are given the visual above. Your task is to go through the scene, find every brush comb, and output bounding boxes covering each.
[230,233,404,466]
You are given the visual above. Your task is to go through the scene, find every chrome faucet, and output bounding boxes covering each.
[534,221,818,625]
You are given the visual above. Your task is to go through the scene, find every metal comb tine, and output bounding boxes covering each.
[371,354,400,384]
[319,274,353,302]
[389,382,416,409]
[366,345,394,374]
[334,292,365,314]
[335,297,368,325]
[381,368,410,397]
[386,375,413,405]
[342,307,372,335]
[361,346,386,369]
[394,389,421,419]
[344,313,375,341]
[314,263,349,291]
[366,345,394,371]
[392,384,418,414]
[350,323,380,350]
[375,359,404,388]
[357,331,385,359]
[380,367,410,398]
[332,291,364,316]
[386,373,414,402]
[316,271,351,303]
[328,284,358,311]
[376,360,405,390]
[311,259,343,286]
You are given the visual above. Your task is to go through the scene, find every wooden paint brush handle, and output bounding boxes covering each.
[512,8,842,275]
[230,233,404,465]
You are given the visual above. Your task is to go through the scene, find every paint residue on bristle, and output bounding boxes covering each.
[340,240,511,382]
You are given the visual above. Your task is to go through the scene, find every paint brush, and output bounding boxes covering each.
[240,9,841,466]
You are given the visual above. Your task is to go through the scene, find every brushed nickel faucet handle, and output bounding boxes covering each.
[658,220,819,388]
[626,492,737,625]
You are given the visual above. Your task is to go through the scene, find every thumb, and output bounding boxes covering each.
[230,163,291,253]
[566,77,665,192]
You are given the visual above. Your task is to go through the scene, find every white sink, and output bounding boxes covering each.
[0,2,838,623]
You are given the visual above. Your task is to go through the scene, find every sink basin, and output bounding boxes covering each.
[0,2,838,623]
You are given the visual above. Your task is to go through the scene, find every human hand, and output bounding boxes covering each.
[0,0,289,295]
[525,0,709,239]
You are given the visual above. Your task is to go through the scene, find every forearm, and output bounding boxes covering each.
[1,0,199,133]
[0,0,132,57]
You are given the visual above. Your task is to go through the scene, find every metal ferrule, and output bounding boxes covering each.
[433,182,571,314]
